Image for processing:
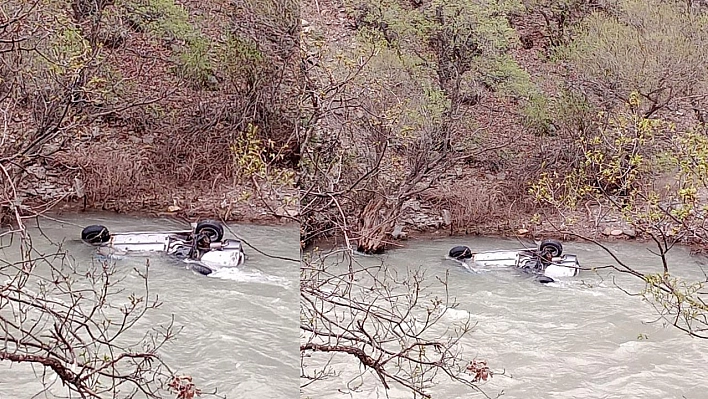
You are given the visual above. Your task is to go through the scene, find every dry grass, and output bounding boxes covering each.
[423,182,506,232]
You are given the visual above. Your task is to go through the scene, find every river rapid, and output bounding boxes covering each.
[0,214,299,399]
[4,216,708,399]
[302,236,708,399]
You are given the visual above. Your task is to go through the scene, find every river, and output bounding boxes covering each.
[0,214,299,399]
[301,236,708,399]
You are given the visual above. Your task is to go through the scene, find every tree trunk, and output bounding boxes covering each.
[356,196,394,254]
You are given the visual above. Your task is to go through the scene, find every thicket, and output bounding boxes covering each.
[530,0,708,214]
[0,0,298,220]
[528,0,708,338]
[300,0,535,252]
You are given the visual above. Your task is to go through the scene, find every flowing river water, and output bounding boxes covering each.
[4,215,708,399]
[302,236,708,399]
[0,214,299,399]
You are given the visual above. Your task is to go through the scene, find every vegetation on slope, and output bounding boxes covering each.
[0,0,298,223]
[301,0,708,252]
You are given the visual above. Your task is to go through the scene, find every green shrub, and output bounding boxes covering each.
[562,0,708,115]
[124,0,214,86]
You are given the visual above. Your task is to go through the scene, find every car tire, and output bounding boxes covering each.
[538,276,555,284]
[195,220,224,242]
[539,239,563,257]
[449,245,473,260]
[191,264,213,275]
[81,225,110,244]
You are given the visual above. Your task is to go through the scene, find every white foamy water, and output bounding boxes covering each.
[209,265,294,287]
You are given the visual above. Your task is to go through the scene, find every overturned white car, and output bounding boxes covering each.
[81,220,245,275]
[448,239,580,283]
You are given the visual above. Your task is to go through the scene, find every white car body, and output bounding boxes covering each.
[82,221,245,275]
[448,240,580,281]
[471,249,579,278]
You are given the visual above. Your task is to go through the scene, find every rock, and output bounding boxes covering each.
[610,229,623,236]
[442,209,451,226]
[73,177,85,198]
[622,228,637,238]
[276,206,299,217]
[518,228,529,235]
[26,164,47,180]
[602,227,613,236]
[391,224,407,240]
[167,205,181,212]
[301,19,310,27]
[207,74,219,87]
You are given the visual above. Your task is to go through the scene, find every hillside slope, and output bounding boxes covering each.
[1,0,298,224]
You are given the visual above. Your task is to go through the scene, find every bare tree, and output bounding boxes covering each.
[533,95,708,339]
[299,0,524,253]
[300,249,495,398]
[0,192,207,398]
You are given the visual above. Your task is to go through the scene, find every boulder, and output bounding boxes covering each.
[442,209,451,226]
[622,228,637,238]
[391,224,407,240]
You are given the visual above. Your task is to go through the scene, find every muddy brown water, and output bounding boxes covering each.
[0,214,299,398]
[301,236,708,399]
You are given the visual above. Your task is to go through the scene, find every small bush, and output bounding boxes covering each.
[563,0,708,115]
[529,92,670,208]
[126,0,215,86]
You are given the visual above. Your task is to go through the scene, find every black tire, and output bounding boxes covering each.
[81,225,110,244]
[195,220,224,242]
[539,239,563,257]
[190,264,213,276]
[449,245,473,260]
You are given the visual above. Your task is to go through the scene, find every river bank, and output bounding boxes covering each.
[9,174,298,228]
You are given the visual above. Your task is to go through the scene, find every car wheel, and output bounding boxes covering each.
[195,220,224,242]
[81,225,110,244]
[191,264,213,275]
[539,239,563,257]
[449,245,473,260]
